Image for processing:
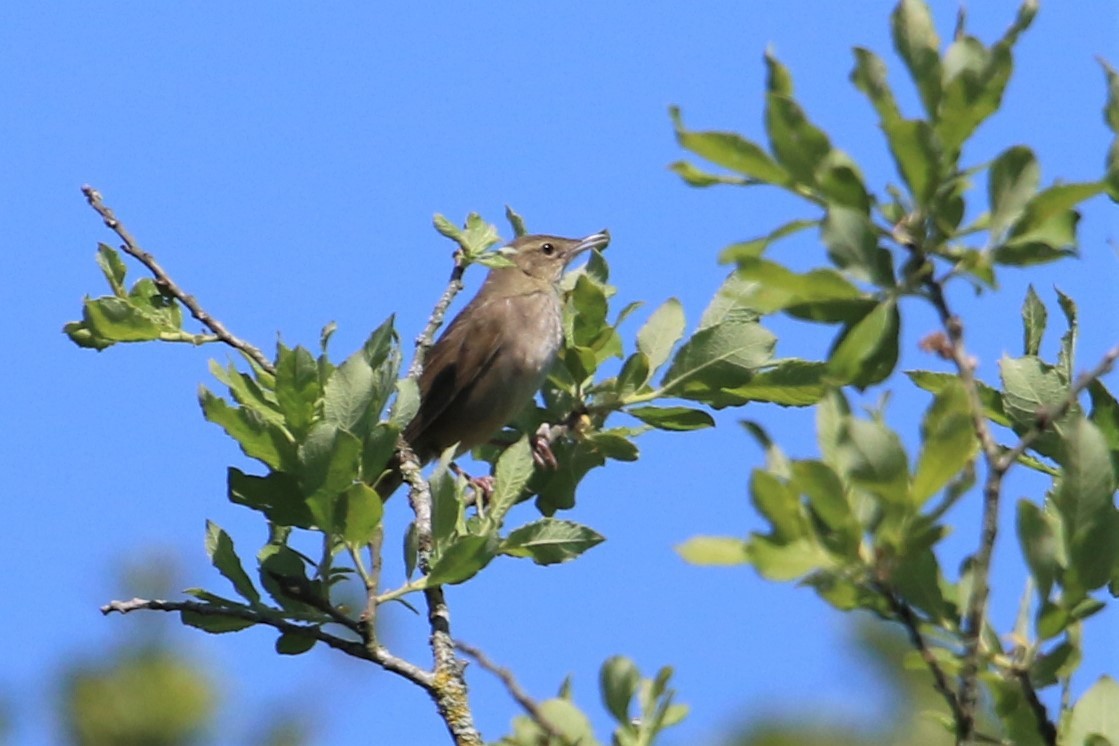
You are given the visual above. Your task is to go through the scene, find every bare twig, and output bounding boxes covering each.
[102,597,433,688]
[922,275,1005,741]
[455,640,568,743]
[878,584,965,727]
[1013,668,1058,746]
[81,185,275,374]
[409,248,467,377]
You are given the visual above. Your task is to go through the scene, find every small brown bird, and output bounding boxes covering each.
[376,230,611,498]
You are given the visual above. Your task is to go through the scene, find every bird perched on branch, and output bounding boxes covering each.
[376,230,610,498]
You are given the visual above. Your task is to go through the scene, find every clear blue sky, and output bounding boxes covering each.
[2,2,1116,744]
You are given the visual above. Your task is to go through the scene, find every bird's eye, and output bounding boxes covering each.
[540,242,555,256]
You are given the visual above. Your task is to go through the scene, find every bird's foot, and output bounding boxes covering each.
[532,425,558,469]
[450,463,495,505]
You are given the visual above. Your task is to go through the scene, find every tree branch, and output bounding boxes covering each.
[396,244,481,745]
[454,640,568,743]
[101,597,434,688]
[81,185,275,374]
[878,584,965,728]
[921,273,1003,741]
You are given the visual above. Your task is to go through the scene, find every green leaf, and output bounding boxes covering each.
[1088,380,1119,456]
[571,275,609,348]
[616,352,652,398]
[338,482,383,545]
[81,296,163,342]
[434,212,502,257]
[668,160,749,187]
[276,632,317,656]
[258,543,315,613]
[836,417,910,504]
[661,313,775,408]
[499,519,605,565]
[487,437,535,524]
[675,536,749,565]
[669,106,788,185]
[717,219,818,264]
[228,467,312,529]
[747,535,835,580]
[199,387,296,471]
[600,656,640,724]
[907,369,1011,426]
[999,355,1064,425]
[323,318,397,435]
[426,534,496,586]
[505,204,526,237]
[913,379,979,504]
[1055,418,1119,591]
[1065,677,1119,746]
[1056,287,1078,385]
[816,150,871,213]
[891,0,942,117]
[1021,285,1047,357]
[826,300,900,389]
[636,299,685,373]
[988,146,1039,239]
[816,389,851,469]
[586,430,640,462]
[503,698,601,746]
[750,470,803,541]
[95,243,128,295]
[205,521,260,605]
[733,257,873,321]
[361,423,400,485]
[390,378,420,429]
[821,207,893,286]
[850,48,941,208]
[298,424,362,531]
[764,53,832,187]
[181,610,256,634]
[1017,499,1060,600]
[893,547,948,621]
[790,460,859,557]
[274,345,320,440]
[209,360,283,426]
[723,359,828,407]
[627,406,714,431]
[936,0,1035,163]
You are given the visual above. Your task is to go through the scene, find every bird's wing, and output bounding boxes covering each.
[403,297,507,455]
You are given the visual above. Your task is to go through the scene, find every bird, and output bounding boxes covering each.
[375,230,611,498]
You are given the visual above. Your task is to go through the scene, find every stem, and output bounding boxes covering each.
[102,597,433,687]
[81,185,276,374]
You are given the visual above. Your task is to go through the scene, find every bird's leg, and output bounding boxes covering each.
[450,462,495,505]
[531,423,559,469]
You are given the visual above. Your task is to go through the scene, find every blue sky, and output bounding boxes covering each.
[2,2,1117,744]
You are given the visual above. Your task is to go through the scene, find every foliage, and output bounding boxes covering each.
[672,0,1119,743]
[66,0,1119,743]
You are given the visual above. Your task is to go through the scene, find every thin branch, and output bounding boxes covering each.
[878,584,965,727]
[262,570,362,635]
[81,185,275,374]
[101,597,433,688]
[409,247,467,377]
[455,640,568,743]
[922,273,1004,742]
[1013,668,1058,746]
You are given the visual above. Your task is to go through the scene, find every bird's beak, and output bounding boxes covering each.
[570,230,611,259]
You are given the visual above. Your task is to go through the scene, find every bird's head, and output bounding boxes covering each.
[502,231,611,284]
